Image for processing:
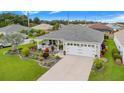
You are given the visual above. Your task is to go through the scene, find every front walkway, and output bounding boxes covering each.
[38,55,93,81]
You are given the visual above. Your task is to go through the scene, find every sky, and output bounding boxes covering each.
[1,11,124,23]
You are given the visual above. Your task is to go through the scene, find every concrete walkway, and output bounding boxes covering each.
[38,55,93,81]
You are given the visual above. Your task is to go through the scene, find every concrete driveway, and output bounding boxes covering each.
[38,55,93,81]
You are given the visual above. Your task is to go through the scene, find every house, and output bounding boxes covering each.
[0,24,30,35]
[37,24,104,58]
[32,23,53,31]
[114,30,124,64]
[106,23,121,31]
[88,23,113,38]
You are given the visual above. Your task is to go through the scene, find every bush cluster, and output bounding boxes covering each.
[22,47,30,57]
[94,58,103,69]
[112,48,121,60]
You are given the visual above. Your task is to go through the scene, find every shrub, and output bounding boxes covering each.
[43,52,49,59]
[45,32,49,34]
[28,33,33,37]
[39,57,44,61]
[44,48,49,52]
[113,53,122,60]
[28,44,36,49]
[94,58,103,69]
[112,48,121,60]
[39,53,43,57]
[55,55,61,59]
[38,49,43,53]
[22,47,30,57]
[112,48,120,56]
[40,30,46,35]
[32,55,38,59]
[20,30,27,34]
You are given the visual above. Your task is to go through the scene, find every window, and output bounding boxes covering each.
[67,43,70,45]
[74,44,76,46]
[84,44,87,47]
[92,45,95,48]
[70,43,73,46]
[81,44,83,47]
[77,44,79,46]
[88,45,91,47]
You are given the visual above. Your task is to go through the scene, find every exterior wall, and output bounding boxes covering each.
[37,39,102,58]
[96,43,101,58]
[114,36,124,64]
[63,40,101,58]
[122,48,124,64]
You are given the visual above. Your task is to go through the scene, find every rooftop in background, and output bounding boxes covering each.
[32,23,53,31]
[106,23,122,30]
[38,24,104,43]
[0,24,31,34]
[115,30,124,46]
[88,23,113,32]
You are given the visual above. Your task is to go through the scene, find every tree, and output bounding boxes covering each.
[33,17,41,24]
[53,22,60,30]
[2,33,24,50]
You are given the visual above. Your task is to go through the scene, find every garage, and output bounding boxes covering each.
[65,43,96,57]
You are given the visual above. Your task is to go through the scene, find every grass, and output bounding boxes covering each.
[89,39,124,81]
[0,45,48,81]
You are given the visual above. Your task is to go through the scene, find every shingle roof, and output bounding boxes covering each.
[32,23,53,30]
[89,23,113,32]
[38,24,104,43]
[106,23,121,30]
[0,24,30,33]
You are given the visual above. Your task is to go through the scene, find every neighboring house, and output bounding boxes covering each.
[114,30,124,64]
[89,23,113,38]
[0,24,30,35]
[37,24,104,58]
[106,23,121,31]
[32,23,53,31]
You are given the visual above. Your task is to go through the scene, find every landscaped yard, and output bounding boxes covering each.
[0,45,48,81]
[89,39,124,81]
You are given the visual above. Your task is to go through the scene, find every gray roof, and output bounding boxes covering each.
[38,24,104,43]
[0,24,31,33]
[32,23,53,30]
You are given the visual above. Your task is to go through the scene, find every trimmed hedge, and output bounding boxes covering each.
[22,47,30,57]
[113,53,122,60]
[94,58,103,69]
[112,48,120,55]
[112,48,121,60]
[28,44,37,49]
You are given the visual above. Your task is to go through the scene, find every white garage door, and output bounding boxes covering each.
[66,46,95,57]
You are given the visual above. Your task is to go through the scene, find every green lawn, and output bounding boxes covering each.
[89,39,124,81]
[0,46,48,81]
